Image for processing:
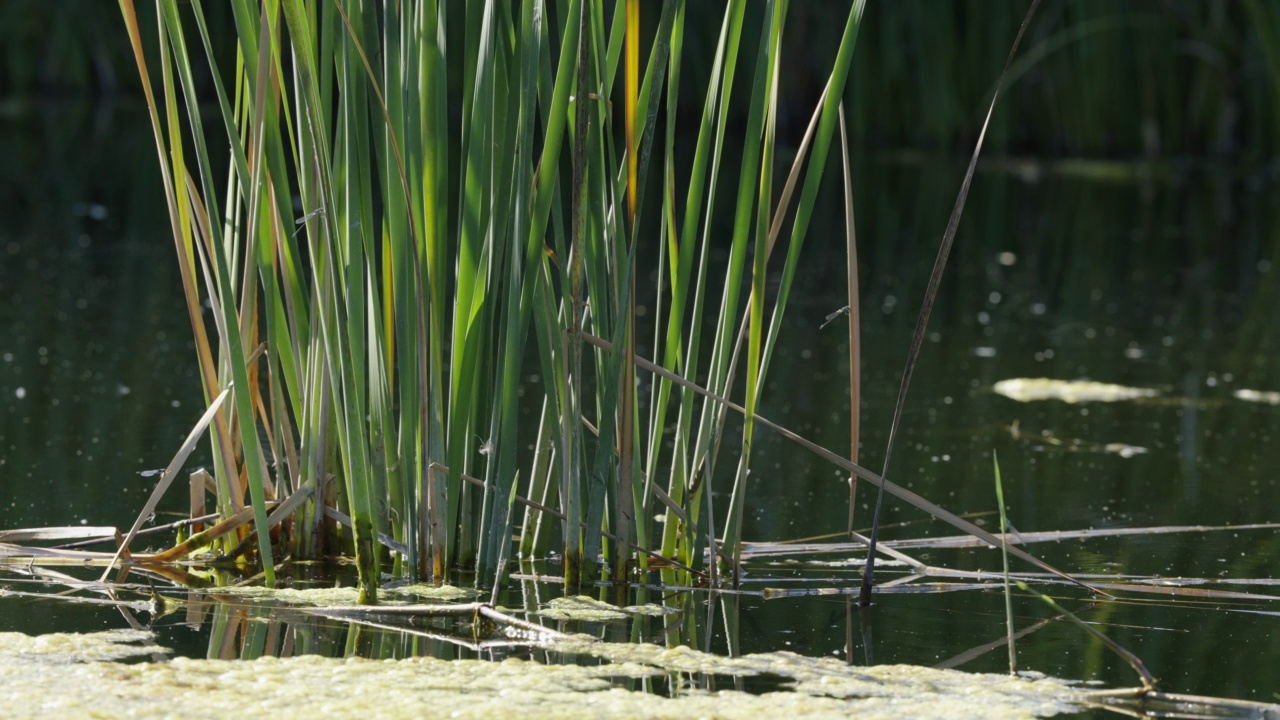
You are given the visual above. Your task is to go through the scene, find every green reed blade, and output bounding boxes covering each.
[993,451,1017,674]
[157,0,277,585]
[725,0,865,563]
[722,0,785,567]
[479,0,544,579]
[661,1,745,567]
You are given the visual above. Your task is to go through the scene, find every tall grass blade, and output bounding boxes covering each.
[614,0,641,590]
[693,0,772,573]
[563,0,591,591]
[859,0,1043,607]
[479,0,545,582]
[660,1,746,572]
[611,0,678,589]
[725,0,866,568]
[838,103,861,536]
[158,0,278,585]
[993,450,1016,675]
[115,0,242,539]
[722,0,784,571]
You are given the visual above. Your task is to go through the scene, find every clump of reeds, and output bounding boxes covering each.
[112,0,875,600]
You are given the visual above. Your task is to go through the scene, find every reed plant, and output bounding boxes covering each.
[113,0,875,600]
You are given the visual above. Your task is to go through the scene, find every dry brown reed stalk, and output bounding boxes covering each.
[838,103,862,540]
[859,0,1045,607]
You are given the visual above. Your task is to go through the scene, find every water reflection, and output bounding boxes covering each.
[0,102,202,533]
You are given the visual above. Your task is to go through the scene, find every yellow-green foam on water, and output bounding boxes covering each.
[217,583,481,606]
[385,583,483,601]
[0,629,165,664]
[621,603,678,617]
[994,378,1159,403]
[538,595,629,621]
[0,629,1086,719]
[215,585,371,606]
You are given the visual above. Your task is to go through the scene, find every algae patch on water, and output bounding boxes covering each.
[385,583,483,601]
[0,629,1089,719]
[994,378,1158,403]
[620,603,679,617]
[215,583,480,606]
[538,595,630,622]
[0,629,165,664]
[215,584,369,606]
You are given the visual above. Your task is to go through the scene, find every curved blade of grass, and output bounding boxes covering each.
[691,0,770,563]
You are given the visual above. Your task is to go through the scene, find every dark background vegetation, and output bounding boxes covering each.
[7,1,1280,161]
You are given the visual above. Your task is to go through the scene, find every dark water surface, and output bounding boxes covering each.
[2,103,1278,713]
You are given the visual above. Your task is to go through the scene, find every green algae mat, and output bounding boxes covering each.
[0,629,1089,719]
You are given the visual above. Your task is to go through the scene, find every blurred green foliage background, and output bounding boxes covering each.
[7,1,1280,161]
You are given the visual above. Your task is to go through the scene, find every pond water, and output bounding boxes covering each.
[2,103,1278,716]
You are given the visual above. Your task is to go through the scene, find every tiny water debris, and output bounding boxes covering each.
[993,378,1159,404]
[1007,421,1149,458]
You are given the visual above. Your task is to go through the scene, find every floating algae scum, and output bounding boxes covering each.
[0,627,1089,720]
[3,0,1280,717]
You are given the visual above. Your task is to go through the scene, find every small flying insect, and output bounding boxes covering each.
[292,205,326,237]
[820,305,850,330]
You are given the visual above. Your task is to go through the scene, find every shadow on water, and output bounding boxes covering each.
[3,100,1280,716]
